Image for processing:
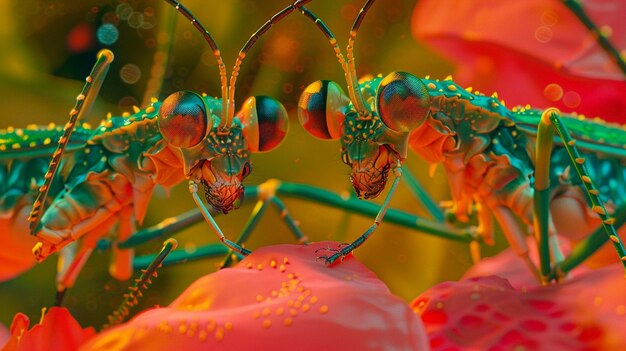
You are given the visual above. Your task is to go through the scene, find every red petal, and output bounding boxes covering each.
[412,0,626,122]
[412,264,626,350]
[80,242,429,350]
[3,307,95,351]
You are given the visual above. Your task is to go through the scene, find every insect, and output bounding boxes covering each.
[295,0,626,282]
[0,0,316,304]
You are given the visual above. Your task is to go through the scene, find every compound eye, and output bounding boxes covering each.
[376,72,430,133]
[297,80,349,140]
[239,96,289,153]
[158,91,211,148]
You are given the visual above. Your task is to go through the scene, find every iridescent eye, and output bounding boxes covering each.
[157,91,211,148]
[298,80,349,140]
[376,72,430,133]
[239,96,289,153]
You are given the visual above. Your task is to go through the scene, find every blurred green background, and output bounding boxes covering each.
[0,0,507,329]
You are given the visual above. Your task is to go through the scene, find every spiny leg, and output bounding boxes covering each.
[562,0,626,77]
[320,163,402,265]
[537,108,626,278]
[104,239,177,329]
[28,50,114,235]
[559,203,626,274]
[189,180,251,256]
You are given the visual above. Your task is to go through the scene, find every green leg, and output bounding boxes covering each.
[562,0,626,77]
[402,168,445,222]
[269,196,309,244]
[319,164,403,265]
[537,108,626,278]
[220,200,271,268]
[133,243,229,269]
[105,239,177,329]
[559,205,626,275]
[189,181,251,256]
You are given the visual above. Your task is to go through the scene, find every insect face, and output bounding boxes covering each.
[159,92,288,213]
[298,72,430,199]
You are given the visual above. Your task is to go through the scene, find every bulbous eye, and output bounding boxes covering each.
[297,80,349,140]
[158,91,211,148]
[376,72,430,133]
[239,96,289,153]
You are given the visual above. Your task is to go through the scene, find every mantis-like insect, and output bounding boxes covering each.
[0,0,317,304]
[295,0,626,283]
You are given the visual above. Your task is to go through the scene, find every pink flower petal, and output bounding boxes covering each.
[81,242,429,351]
[412,0,626,122]
[412,264,626,350]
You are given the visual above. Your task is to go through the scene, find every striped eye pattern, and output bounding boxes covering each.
[157,91,211,149]
[376,72,430,133]
[297,80,349,140]
[239,96,289,153]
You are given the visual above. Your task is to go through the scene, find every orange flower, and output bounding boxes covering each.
[412,0,626,122]
[2,307,95,351]
[81,242,429,350]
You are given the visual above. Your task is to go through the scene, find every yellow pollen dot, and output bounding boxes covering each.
[178,323,188,334]
[270,260,277,268]
[294,301,302,308]
[145,106,155,114]
[252,311,260,319]
[256,295,264,302]
[262,308,271,317]
[284,318,293,326]
[225,321,233,331]
[198,330,207,341]
[283,257,289,264]
[310,296,318,304]
[594,296,603,306]
[246,263,253,269]
[279,264,286,272]
[319,305,329,314]
[122,112,130,117]
[276,307,284,316]
[301,304,310,312]
[616,305,626,316]
[287,300,294,307]
[215,327,224,341]
[262,319,272,329]
[610,235,620,243]
[447,85,457,91]
[257,263,263,270]
[290,308,298,316]
[11,143,20,149]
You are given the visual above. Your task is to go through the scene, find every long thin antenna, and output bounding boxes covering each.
[163,0,230,131]
[226,0,312,125]
[296,5,369,116]
[347,0,376,115]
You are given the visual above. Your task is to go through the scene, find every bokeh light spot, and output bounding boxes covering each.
[534,26,553,43]
[543,83,563,102]
[563,91,581,108]
[128,11,144,29]
[66,23,94,53]
[116,3,133,21]
[97,23,119,45]
[120,64,142,84]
